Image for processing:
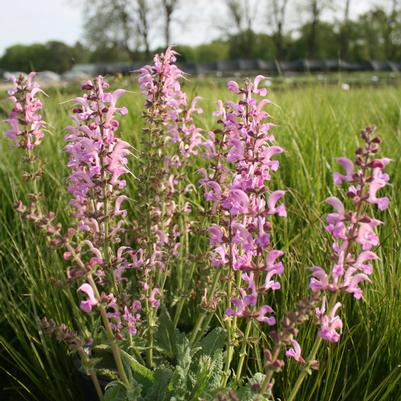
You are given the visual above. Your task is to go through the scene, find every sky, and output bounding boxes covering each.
[0,0,381,56]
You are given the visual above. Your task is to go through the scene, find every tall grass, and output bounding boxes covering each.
[0,79,400,400]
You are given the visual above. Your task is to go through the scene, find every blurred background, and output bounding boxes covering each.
[1,0,401,82]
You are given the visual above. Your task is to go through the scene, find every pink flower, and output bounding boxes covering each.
[316,299,343,343]
[333,157,354,185]
[267,191,286,216]
[356,222,380,250]
[265,250,284,273]
[149,288,161,308]
[209,224,225,245]
[77,283,98,313]
[123,300,141,335]
[368,178,390,210]
[227,80,240,94]
[223,189,249,215]
[253,75,268,96]
[255,305,275,325]
[310,266,331,292]
[353,251,378,274]
[285,339,305,363]
[342,268,370,299]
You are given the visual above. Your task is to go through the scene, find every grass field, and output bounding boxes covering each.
[0,76,400,401]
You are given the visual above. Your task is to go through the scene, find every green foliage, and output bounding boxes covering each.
[1,79,401,401]
[0,41,89,73]
[102,327,226,401]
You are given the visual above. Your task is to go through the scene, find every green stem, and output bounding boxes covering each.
[286,338,322,401]
[89,369,105,401]
[173,261,195,327]
[260,342,282,394]
[189,269,222,345]
[235,319,252,383]
[221,317,235,387]
[87,275,129,385]
[145,299,154,368]
[189,312,206,346]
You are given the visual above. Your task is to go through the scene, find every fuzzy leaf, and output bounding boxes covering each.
[104,381,128,401]
[142,367,173,401]
[198,327,226,356]
[120,349,155,388]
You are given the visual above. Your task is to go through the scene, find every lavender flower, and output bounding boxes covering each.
[202,76,286,326]
[136,48,202,305]
[310,126,390,342]
[136,47,202,366]
[6,72,45,151]
[65,76,141,340]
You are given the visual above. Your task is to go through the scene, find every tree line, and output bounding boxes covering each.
[1,0,401,74]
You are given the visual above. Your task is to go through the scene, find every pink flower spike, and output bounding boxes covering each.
[285,339,305,363]
[77,283,98,313]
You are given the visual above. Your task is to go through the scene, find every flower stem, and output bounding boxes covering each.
[89,369,104,401]
[189,268,222,345]
[286,337,322,401]
[235,319,252,383]
[86,276,129,385]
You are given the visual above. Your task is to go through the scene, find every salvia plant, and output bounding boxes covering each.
[3,50,392,401]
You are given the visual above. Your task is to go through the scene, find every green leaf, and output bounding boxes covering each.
[120,349,155,388]
[155,306,178,359]
[142,367,173,401]
[104,381,128,401]
[198,327,226,356]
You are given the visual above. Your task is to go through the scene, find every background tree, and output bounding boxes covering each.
[84,0,154,61]
[339,0,352,59]
[384,0,401,59]
[135,0,152,58]
[301,0,331,58]
[266,0,289,60]
[0,41,89,73]
[224,0,258,58]
[161,0,180,47]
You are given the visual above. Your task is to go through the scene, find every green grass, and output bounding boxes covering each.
[0,77,400,401]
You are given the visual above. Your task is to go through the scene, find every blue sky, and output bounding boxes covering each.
[0,0,378,56]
